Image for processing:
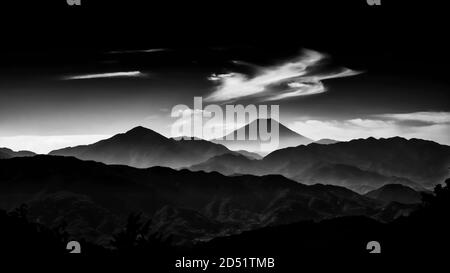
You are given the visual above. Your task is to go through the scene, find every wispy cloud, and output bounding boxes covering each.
[205,49,361,102]
[63,71,145,80]
[290,111,450,145]
[107,48,167,54]
[376,112,450,124]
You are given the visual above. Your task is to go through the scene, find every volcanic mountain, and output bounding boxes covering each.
[213,118,313,154]
[49,126,231,168]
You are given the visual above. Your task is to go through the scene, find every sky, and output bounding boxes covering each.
[0,2,448,153]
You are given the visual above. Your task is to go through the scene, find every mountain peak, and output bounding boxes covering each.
[126,126,152,134]
[243,118,298,133]
[253,118,277,122]
[248,118,280,126]
[49,126,231,169]
[214,118,313,152]
[365,183,422,204]
[122,126,167,139]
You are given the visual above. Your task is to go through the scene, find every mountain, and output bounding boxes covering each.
[263,137,450,190]
[313,138,340,145]
[232,150,263,160]
[213,119,312,154]
[0,155,386,245]
[365,184,422,204]
[293,162,423,194]
[203,180,450,261]
[190,153,261,175]
[190,137,450,193]
[0,148,35,159]
[49,126,231,168]
[190,155,421,194]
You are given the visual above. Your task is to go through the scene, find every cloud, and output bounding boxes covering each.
[106,48,167,54]
[265,82,324,101]
[289,111,450,145]
[205,49,361,102]
[63,71,145,80]
[376,111,450,124]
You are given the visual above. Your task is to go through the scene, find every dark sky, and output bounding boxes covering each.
[0,1,449,153]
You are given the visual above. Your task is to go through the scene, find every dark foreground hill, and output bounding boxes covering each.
[0,155,390,245]
[1,178,448,270]
[365,184,422,204]
[200,179,450,262]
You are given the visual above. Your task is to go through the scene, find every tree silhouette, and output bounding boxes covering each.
[421,178,450,212]
[0,204,68,256]
[110,212,173,259]
[111,212,151,254]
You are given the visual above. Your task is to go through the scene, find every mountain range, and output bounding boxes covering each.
[49,126,231,169]
[0,148,35,159]
[1,124,447,246]
[365,184,423,205]
[47,125,450,193]
[191,137,450,193]
[0,155,389,245]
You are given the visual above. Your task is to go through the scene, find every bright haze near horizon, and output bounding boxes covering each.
[0,3,449,154]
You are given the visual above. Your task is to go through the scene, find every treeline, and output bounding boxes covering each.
[1,178,449,261]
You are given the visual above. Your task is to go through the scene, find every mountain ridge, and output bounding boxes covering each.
[49,126,231,168]
[0,155,387,244]
[191,136,450,193]
[365,184,422,204]
[0,147,36,159]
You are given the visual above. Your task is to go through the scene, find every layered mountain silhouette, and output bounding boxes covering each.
[0,155,390,244]
[190,153,260,176]
[213,118,312,154]
[365,184,422,204]
[191,137,450,193]
[5,125,447,246]
[201,179,450,262]
[232,150,263,160]
[49,126,231,168]
[0,148,35,159]
[314,138,340,145]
